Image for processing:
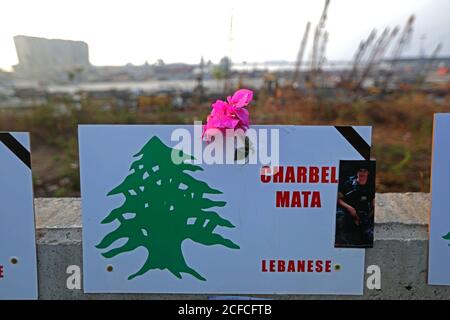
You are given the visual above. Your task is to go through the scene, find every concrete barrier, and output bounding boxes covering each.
[34,193,450,299]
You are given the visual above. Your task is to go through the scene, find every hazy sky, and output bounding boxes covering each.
[0,0,448,70]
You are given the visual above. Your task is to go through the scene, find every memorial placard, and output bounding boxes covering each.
[79,125,371,294]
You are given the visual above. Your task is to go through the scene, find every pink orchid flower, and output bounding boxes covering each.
[203,89,253,141]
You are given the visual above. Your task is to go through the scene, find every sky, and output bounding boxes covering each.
[0,0,448,70]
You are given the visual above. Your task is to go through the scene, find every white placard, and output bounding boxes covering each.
[0,132,38,300]
[428,114,450,285]
[79,125,371,294]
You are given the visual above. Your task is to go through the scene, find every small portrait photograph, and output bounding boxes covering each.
[335,160,376,248]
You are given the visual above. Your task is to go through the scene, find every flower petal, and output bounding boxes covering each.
[230,89,253,108]
[211,100,227,116]
[234,108,250,127]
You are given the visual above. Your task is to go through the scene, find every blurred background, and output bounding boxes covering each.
[0,0,448,197]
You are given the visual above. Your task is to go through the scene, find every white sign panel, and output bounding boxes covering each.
[0,132,38,300]
[428,114,450,285]
[79,125,371,294]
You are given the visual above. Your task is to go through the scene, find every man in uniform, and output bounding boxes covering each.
[336,165,375,247]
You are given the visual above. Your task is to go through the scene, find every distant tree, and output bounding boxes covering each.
[96,136,240,280]
[219,56,231,75]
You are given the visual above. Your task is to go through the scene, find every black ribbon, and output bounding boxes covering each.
[335,126,371,160]
[0,133,31,169]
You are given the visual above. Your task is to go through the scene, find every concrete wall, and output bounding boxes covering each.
[34,193,450,299]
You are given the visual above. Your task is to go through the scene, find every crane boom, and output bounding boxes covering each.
[382,15,415,90]
[418,43,443,86]
[292,22,311,85]
[347,30,377,83]
[391,15,415,62]
[356,28,390,90]
[317,31,329,72]
[310,0,331,87]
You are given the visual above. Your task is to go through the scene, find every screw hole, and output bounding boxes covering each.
[10,257,18,265]
[106,265,113,272]
[334,264,341,271]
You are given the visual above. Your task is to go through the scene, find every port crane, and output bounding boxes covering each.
[291,21,311,86]
[346,30,377,85]
[310,0,330,89]
[381,15,415,91]
[356,27,399,91]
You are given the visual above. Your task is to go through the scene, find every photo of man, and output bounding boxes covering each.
[335,160,376,248]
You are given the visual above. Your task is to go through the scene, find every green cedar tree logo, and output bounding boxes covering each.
[443,231,450,247]
[96,136,239,281]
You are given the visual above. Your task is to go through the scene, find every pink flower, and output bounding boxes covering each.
[203,89,253,141]
[227,89,253,109]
